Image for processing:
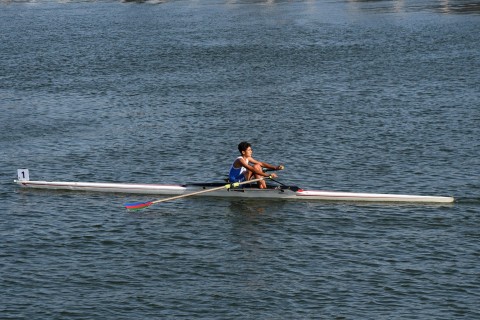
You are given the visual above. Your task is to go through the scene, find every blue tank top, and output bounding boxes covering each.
[229,156,246,182]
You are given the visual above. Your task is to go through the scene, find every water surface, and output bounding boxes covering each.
[1,0,479,318]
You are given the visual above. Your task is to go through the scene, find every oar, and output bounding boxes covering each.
[263,166,301,192]
[124,176,271,210]
[269,177,301,192]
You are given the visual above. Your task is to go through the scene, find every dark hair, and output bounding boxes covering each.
[238,141,251,153]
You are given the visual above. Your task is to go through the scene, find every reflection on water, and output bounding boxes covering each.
[2,0,480,14]
[228,199,281,217]
[121,0,169,3]
[347,0,480,14]
[436,0,480,14]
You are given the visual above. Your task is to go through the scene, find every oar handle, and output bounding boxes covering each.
[264,165,284,172]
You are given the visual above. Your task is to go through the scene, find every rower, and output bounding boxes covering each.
[229,141,284,189]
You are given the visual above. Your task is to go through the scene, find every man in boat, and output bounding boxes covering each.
[229,141,284,189]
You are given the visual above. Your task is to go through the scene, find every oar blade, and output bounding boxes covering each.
[124,201,153,210]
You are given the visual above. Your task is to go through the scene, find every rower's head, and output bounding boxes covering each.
[238,141,252,155]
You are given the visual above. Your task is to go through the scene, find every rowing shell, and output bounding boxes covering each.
[14,179,455,203]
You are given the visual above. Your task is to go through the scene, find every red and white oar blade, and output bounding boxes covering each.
[124,201,153,210]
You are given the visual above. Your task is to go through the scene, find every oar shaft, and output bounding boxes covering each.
[150,177,268,205]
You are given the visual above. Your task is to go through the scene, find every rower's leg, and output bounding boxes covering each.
[252,164,267,189]
[244,170,253,182]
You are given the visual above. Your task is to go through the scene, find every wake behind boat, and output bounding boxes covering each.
[14,169,455,204]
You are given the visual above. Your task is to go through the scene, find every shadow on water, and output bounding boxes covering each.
[454,197,480,205]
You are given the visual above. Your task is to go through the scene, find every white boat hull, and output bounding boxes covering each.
[14,180,455,203]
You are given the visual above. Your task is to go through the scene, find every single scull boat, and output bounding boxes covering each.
[14,169,454,203]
